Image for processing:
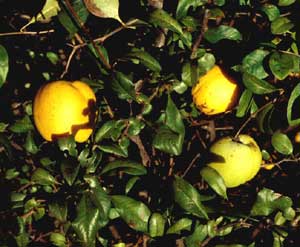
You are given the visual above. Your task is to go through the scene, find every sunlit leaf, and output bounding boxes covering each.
[31,168,57,186]
[21,0,60,31]
[251,188,294,217]
[242,72,277,94]
[271,17,294,35]
[126,49,162,72]
[101,160,147,176]
[269,52,299,80]
[176,0,207,20]
[287,83,300,126]
[111,72,136,101]
[236,89,253,118]
[84,0,123,24]
[149,213,166,237]
[111,195,151,233]
[204,25,242,44]
[166,218,193,234]
[173,176,209,219]
[278,0,296,6]
[149,9,183,35]
[0,45,9,88]
[242,49,269,79]
[200,167,227,199]
[184,223,208,247]
[261,4,280,21]
[271,132,293,155]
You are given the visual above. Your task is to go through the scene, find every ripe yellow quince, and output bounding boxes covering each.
[33,80,97,143]
[192,65,239,115]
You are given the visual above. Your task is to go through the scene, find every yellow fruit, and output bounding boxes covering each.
[207,134,262,188]
[33,80,97,143]
[295,132,300,143]
[192,65,239,115]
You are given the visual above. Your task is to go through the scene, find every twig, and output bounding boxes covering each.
[64,0,111,70]
[129,135,150,167]
[181,153,201,178]
[0,30,54,37]
[60,45,81,78]
[93,18,139,44]
[278,50,300,58]
[60,18,139,78]
[190,9,210,59]
[234,98,278,139]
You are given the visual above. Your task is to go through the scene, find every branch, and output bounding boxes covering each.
[234,98,278,139]
[0,30,54,37]
[64,0,111,70]
[190,9,210,59]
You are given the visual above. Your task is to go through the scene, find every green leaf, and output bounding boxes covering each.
[200,167,227,199]
[251,188,293,217]
[173,176,209,219]
[21,0,60,31]
[149,213,166,237]
[111,72,136,101]
[57,136,78,157]
[269,52,299,80]
[153,126,184,156]
[242,72,277,94]
[9,115,34,133]
[197,53,216,75]
[127,118,145,136]
[73,0,90,23]
[184,223,208,247]
[242,49,269,79]
[31,168,57,186]
[99,143,128,157]
[24,131,38,154]
[61,159,80,186]
[166,218,193,234]
[95,120,126,142]
[261,4,280,22]
[58,10,78,37]
[149,9,183,35]
[181,62,199,87]
[83,0,123,24]
[278,0,296,6]
[165,95,185,135]
[50,233,67,247]
[5,168,20,180]
[0,45,9,87]
[15,233,30,247]
[49,201,68,222]
[236,89,253,118]
[84,176,111,224]
[79,148,102,174]
[126,49,162,72]
[256,103,275,134]
[125,177,140,194]
[204,25,242,44]
[72,194,101,247]
[111,195,151,233]
[287,83,300,126]
[271,132,293,155]
[101,160,147,176]
[271,17,294,35]
[176,0,207,20]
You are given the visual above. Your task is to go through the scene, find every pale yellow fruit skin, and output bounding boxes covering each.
[192,65,239,115]
[207,134,262,188]
[33,80,97,143]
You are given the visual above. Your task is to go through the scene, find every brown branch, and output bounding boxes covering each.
[190,9,210,59]
[234,98,278,139]
[181,153,201,178]
[0,30,54,37]
[60,45,81,78]
[128,135,150,167]
[64,0,111,70]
